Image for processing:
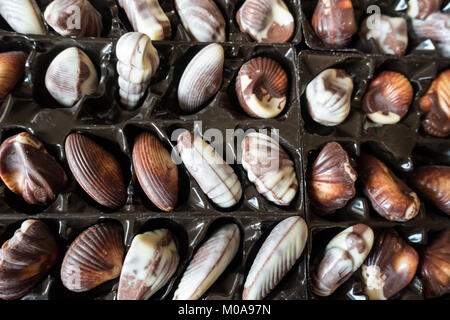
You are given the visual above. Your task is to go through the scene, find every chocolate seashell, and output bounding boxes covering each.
[362,71,413,125]
[312,224,374,297]
[132,132,178,211]
[236,0,295,43]
[362,229,419,300]
[305,69,353,126]
[177,131,242,209]
[175,0,225,42]
[61,221,125,292]
[0,0,45,35]
[308,142,357,213]
[407,0,442,19]
[178,43,224,112]
[235,57,288,119]
[0,220,58,300]
[241,132,297,206]
[45,47,98,107]
[418,69,450,137]
[118,229,179,300]
[412,12,450,46]
[173,223,240,300]
[359,153,420,222]
[311,0,357,48]
[65,133,126,209]
[420,230,450,299]
[243,216,307,300]
[118,0,171,40]
[0,51,28,101]
[409,166,450,215]
[0,132,67,206]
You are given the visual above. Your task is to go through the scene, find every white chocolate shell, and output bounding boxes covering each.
[0,0,45,35]
[173,223,240,300]
[412,12,450,45]
[243,216,308,300]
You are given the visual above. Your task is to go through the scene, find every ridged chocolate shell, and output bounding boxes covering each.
[407,0,442,19]
[0,0,45,35]
[308,142,357,213]
[65,133,126,209]
[45,47,98,107]
[118,229,179,300]
[243,216,307,300]
[178,43,224,112]
[236,57,288,119]
[61,222,125,292]
[0,132,67,205]
[362,71,413,125]
[173,224,240,300]
[0,51,28,101]
[362,229,419,300]
[241,132,297,206]
[0,220,58,300]
[412,12,450,44]
[132,132,178,211]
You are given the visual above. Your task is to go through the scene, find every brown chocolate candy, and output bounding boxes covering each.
[0,51,28,101]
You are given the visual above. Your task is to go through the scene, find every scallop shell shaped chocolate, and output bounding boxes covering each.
[0,51,28,101]
[236,0,295,43]
[173,223,240,300]
[178,43,224,112]
[177,131,242,208]
[44,0,103,37]
[308,142,357,213]
[0,0,45,35]
[312,224,374,297]
[306,69,353,126]
[243,216,307,300]
[235,57,288,119]
[61,222,125,292]
[407,0,442,19]
[132,132,178,211]
[241,132,297,206]
[65,133,126,209]
[119,0,171,40]
[362,71,413,125]
[118,229,179,300]
[175,0,225,42]
[0,132,67,206]
[0,220,58,300]
[45,47,98,107]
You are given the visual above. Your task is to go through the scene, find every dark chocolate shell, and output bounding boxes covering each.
[0,51,28,101]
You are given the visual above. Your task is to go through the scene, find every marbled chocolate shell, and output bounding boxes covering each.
[412,12,450,45]
[0,220,58,300]
[65,133,126,209]
[45,47,98,107]
[0,0,45,35]
[407,0,442,19]
[235,57,288,119]
[0,51,28,101]
[243,216,307,300]
[241,132,297,206]
[61,222,125,292]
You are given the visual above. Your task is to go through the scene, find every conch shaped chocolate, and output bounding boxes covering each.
[241,132,297,206]
[311,0,357,47]
[407,0,442,19]
[118,0,171,40]
[65,133,127,209]
[61,221,125,292]
[306,69,353,126]
[0,132,67,206]
[177,131,242,208]
[312,224,374,297]
[118,229,179,300]
[0,220,58,300]
[361,229,419,300]
[235,57,288,119]
[173,224,240,300]
[359,153,420,222]
[0,51,28,101]
[236,0,295,43]
[44,0,103,37]
[308,142,357,213]
[175,0,225,42]
[243,216,307,300]
[409,166,450,215]
[45,47,98,107]
[362,71,413,125]
[178,43,224,112]
[0,0,45,35]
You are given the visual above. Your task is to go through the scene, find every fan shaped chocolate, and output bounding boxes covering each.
[0,0,45,35]
[407,0,442,19]
[0,51,28,101]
